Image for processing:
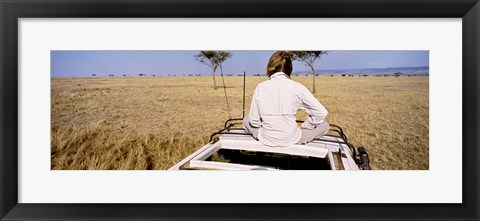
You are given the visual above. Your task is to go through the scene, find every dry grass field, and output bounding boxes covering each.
[51,75,428,170]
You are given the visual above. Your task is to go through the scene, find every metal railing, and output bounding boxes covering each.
[209,118,370,169]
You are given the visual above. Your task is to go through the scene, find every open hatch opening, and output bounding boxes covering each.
[207,149,332,170]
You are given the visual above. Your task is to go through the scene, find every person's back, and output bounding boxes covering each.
[243,51,330,147]
[254,72,303,146]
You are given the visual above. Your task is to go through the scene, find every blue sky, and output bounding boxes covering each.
[51,50,429,77]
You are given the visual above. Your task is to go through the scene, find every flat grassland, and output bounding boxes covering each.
[51,76,428,170]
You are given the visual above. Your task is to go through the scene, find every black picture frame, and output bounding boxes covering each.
[1,0,478,220]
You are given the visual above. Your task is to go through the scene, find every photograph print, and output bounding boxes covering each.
[51,50,429,170]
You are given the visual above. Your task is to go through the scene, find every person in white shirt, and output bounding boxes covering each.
[243,51,330,147]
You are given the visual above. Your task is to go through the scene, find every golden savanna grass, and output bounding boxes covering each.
[51,76,428,170]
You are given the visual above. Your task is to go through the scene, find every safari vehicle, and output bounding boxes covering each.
[169,118,371,170]
[169,72,371,170]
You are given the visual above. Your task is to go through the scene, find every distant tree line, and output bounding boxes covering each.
[89,72,425,78]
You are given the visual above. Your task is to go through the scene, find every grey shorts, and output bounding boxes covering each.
[242,117,330,145]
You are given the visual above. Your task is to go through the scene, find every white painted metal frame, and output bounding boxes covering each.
[169,129,360,170]
[307,136,359,170]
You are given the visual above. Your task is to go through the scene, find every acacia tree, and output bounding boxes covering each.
[194,51,232,89]
[288,51,328,94]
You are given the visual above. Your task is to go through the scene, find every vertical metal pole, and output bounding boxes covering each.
[220,65,231,119]
[243,71,246,119]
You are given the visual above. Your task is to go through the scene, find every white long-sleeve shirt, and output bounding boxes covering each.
[249,72,329,147]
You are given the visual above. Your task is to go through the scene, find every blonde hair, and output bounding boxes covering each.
[266,51,292,77]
